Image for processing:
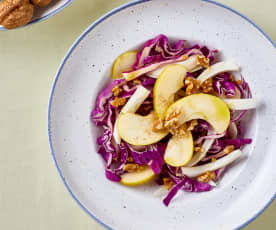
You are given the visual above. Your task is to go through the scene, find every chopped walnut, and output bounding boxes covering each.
[112,86,122,97]
[187,119,198,131]
[123,163,146,173]
[194,146,204,153]
[185,76,200,95]
[111,97,126,107]
[200,78,214,94]
[211,157,217,162]
[223,145,235,154]
[196,55,210,68]
[170,124,188,137]
[127,156,134,163]
[163,177,175,190]
[164,110,181,130]
[229,74,235,82]
[197,171,216,183]
[236,79,241,85]
[153,118,166,132]
[133,79,141,85]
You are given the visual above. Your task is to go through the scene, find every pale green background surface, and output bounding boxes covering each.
[0,0,275,229]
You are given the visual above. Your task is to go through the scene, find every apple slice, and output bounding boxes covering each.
[153,64,187,119]
[148,55,203,78]
[117,112,168,145]
[164,131,194,167]
[197,61,239,84]
[112,51,137,79]
[165,94,230,133]
[181,149,242,177]
[113,86,150,144]
[121,166,155,186]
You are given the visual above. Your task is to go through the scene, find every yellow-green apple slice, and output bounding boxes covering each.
[165,94,230,133]
[117,112,168,145]
[148,55,204,78]
[181,149,242,177]
[112,51,137,79]
[164,131,194,167]
[121,166,155,186]
[113,86,150,144]
[197,61,239,84]
[122,55,188,81]
[153,64,187,119]
[223,98,257,110]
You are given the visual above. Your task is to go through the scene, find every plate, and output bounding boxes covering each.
[48,0,276,229]
[0,0,73,30]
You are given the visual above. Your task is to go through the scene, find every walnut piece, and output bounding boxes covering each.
[111,97,126,107]
[123,163,146,173]
[127,156,134,163]
[185,76,200,95]
[196,55,210,68]
[112,86,122,97]
[236,79,241,85]
[133,79,141,85]
[211,157,216,162]
[164,109,181,130]
[200,78,214,94]
[197,171,216,183]
[223,145,235,154]
[0,0,34,29]
[152,118,166,132]
[31,0,51,7]
[169,123,188,137]
[194,146,204,153]
[163,177,174,190]
[187,119,198,131]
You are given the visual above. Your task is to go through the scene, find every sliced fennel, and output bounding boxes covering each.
[122,55,187,81]
[223,98,257,110]
[197,61,239,84]
[113,86,150,144]
[147,55,203,78]
[181,149,242,177]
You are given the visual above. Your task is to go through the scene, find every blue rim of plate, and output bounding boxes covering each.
[0,0,73,31]
[48,0,276,230]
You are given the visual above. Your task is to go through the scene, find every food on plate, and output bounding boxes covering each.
[0,0,51,29]
[91,35,255,206]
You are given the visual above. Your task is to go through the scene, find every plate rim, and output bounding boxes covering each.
[0,0,74,31]
[48,0,276,229]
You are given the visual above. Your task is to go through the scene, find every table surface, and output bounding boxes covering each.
[0,0,275,229]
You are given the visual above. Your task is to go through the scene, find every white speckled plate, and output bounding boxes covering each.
[48,0,276,229]
[0,0,73,30]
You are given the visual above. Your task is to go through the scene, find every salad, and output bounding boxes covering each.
[91,35,256,206]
